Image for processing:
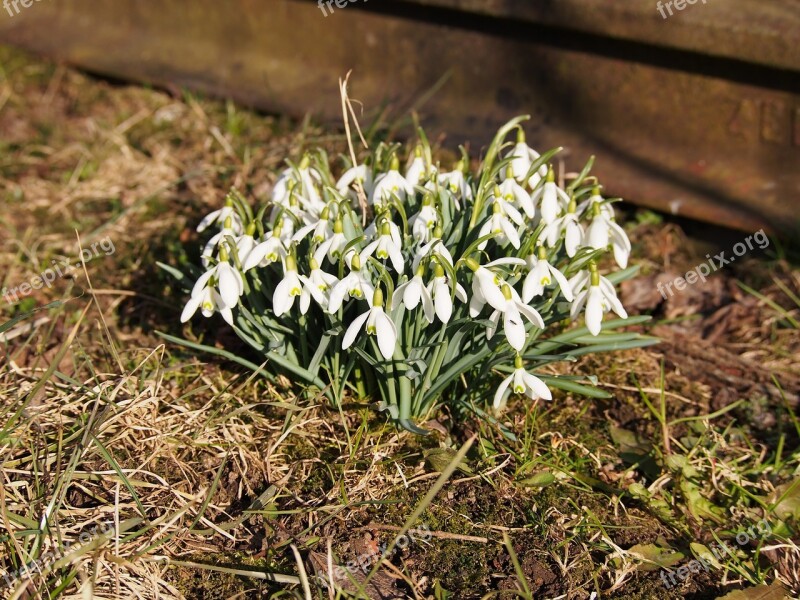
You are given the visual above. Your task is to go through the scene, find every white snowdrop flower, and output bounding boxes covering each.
[360,220,405,273]
[272,158,324,217]
[409,195,439,243]
[405,147,433,187]
[370,156,414,207]
[522,248,574,303]
[426,262,468,323]
[272,255,308,317]
[492,169,536,219]
[196,203,243,234]
[541,196,583,256]
[494,355,552,410]
[295,155,325,214]
[531,167,569,225]
[577,186,615,220]
[508,129,547,188]
[336,163,374,197]
[181,285,233,326]
[292,206,333,244]
[412,230,453,272]
[201,215,241,268]
[392,265,435,323]
[478,189,525,250]
[181,247,244,325]
[242,223,288,271]
[485,283,545,351]
[570,265,627,335]
[437,160,472,208]
[233,224,258,267]
[569,267,619,299]
[271,191,311,244]
[271,168,295,206]
[313,218,350,266]
[465,256,526,316]
[300,258,338,313]
[327,254,375,313]
[584,201,631,269]
[342,287,398,360]
[364,214,402,247]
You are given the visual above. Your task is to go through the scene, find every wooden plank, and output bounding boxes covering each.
[400,0,800,72]
[0,0,797,235]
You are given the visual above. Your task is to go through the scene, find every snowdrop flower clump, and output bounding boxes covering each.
[174,116,654,432]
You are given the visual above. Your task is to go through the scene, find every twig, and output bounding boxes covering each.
[339,71,369,225]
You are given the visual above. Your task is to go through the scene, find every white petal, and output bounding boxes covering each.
[517,303,545,330]
[218,304,235,326]
[291,222,316,243]
[504,203,524,226]
[522,372,552,400]
[180,294,203,323]
[570,290,588,321]
[493,374,514,410]
[549,265,574,302]
[503,305,526,351]
[217,264,241,308]
[586,219,609,250]
[393,281,411,310]
[485,257,526,268]
[342,311,370,349]
[485,310,500,339]
[477,271,506,312]
[477,221,492,250]
[602,286,628,319]
[327,279,350,313]
[500,219,521,249]
[469,293,485,317]
[359,240,379,264]
[243,242,270,271]
[272,276,296,317]
[522,272,541,304]
[564,222,582,257]
[196,208,223,232]
[433,281,453,323]
[569,271,590,295]
[420,286,435,323]
[299,288,311,314]
[612,240,629,269]
[585,286,605,336]
[191,270,215,298]
[608,220,631,251]
[375,310,398,359]
[388,245,405,273]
